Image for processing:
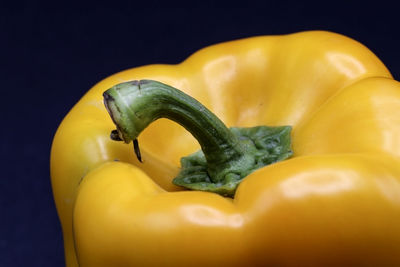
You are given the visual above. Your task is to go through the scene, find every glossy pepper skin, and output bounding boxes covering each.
[51,31,400,266]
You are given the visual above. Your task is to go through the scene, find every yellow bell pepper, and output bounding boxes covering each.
[51,30,400,266]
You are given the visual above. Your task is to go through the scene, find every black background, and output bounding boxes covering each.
[2,3,400,266]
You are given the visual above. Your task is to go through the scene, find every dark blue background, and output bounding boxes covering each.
[2,3,400,266]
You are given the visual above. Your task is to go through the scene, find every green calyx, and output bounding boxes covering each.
[103,80,292,197]
[174,126,292,196]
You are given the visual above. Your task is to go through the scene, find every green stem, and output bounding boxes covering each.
[104,80,292,196]
[103,80,248,183]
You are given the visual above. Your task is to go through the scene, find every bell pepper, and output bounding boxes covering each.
[51,30,400,266]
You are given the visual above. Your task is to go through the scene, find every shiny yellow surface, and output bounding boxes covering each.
[50,31,400,266]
